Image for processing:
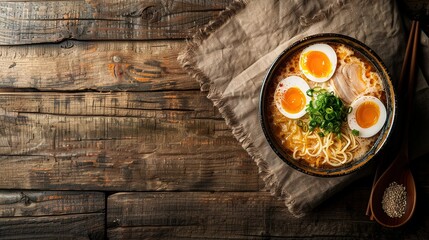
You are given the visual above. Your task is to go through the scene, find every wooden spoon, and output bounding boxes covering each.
[368,20,420,228]
[369,143,416,227]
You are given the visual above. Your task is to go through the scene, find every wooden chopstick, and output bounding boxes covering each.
[366,19,420,219]
[402,20,420,142]
[406,20,420,116]
[398,20,417,95]
[397,20,420,144]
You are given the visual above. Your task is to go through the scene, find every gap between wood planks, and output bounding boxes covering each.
[0,211,103,219]
[0,88,202,93]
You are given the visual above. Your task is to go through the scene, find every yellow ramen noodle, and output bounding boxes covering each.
[267,43,386,168]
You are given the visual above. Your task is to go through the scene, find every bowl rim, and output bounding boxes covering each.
[259,33,397,177]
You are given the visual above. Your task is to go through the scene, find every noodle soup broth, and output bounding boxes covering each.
[260,35,395,176]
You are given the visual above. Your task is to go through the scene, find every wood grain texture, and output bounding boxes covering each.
[0,91,260,191]
[1,1,427,238]
[0,191,105,239]
[0,0,233,45]
[0,213,104,239]
[0,41,198,91]
[0,191,104,217]
[107,185,429,239]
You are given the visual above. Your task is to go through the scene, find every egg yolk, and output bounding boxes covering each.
[356,101,380,128]
[281,87,306,114]
[301,51,332,78]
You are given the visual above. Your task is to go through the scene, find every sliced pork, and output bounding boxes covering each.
[331,63,367,104]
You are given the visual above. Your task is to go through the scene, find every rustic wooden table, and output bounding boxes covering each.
[0,1,428,239]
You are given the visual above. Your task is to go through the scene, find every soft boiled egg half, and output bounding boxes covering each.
[274,76,311,119]
[348,96,387,138]
[299,43,337,82]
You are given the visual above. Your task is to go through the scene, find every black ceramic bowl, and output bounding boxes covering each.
[259,34,396,177]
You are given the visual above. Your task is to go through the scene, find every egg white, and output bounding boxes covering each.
[299,43,337,83]
[274,76,311,119]
[347,96,387,138]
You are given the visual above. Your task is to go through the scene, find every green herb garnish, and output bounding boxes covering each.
[352,129,360,136]
[305,88,351,136]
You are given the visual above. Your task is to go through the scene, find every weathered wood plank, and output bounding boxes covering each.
[0,191,105,239]
[0,0,232,45]
[0,91,260,191]
[0,213,105,239]
[0,41,198,91]
[0,91,220,118]
[107,186,429,239]
[0,191,105,217]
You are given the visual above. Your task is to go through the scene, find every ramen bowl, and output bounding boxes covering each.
[259,34,396,177]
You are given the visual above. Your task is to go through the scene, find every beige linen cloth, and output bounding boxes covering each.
[179,0,429,217]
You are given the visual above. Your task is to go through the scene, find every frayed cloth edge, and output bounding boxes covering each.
[177,0,306,217]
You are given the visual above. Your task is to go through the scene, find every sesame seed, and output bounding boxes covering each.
[381,181,407,218]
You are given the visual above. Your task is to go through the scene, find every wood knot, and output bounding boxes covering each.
[60,40,74,49]
[141,6,156,21]
[112,218,121,227]
[20,192,32,206]
[108,60,165,83]
[123,5,162,23]
[112,56,122,63]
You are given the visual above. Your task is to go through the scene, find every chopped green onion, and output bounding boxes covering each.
[325,113,335,121]
[352,129,360,136]
[313,86,322,92]
[314,116,323,124]
[334,126,340,133]
[297,119,309,132]
[302,124,308,132]
[309,120,317,127]
[304,88,351,137]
